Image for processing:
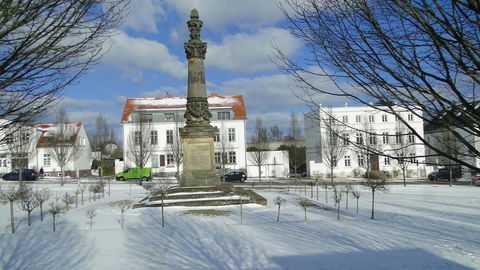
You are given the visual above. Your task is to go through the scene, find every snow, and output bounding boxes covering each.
[0,180,479,270]
[131,96,239,107]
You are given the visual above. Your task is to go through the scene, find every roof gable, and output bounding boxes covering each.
[121,93,247,122]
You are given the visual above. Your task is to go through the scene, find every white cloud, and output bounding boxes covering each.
[123,0,165,33]
[142,85,187,97]
[59,97,112,109]
[163,0,285,31]
[103,32,187,79]
[207,27,301,73]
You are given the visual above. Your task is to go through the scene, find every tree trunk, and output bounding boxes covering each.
[258,165,262,183]
[371,190,375,220]
[53,215,56,232]
[304,208,307,222]
[277,205,280,222]
[61,166,65,186]
[345,191,349,210]
[19,167,23,186]
[330,166,334,184]
[27,211,32,226]
[325,187,328,204]
[40,203,44,221]
[356,198,359,214]
[337,203,340,220]
[10,201,15,234]
[161,195,165,227]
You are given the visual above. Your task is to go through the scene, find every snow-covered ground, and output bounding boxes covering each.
[0,180,479,270]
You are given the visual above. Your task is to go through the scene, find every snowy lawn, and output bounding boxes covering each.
[0,181,479,270]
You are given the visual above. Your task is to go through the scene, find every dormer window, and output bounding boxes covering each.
[218,111,231,120]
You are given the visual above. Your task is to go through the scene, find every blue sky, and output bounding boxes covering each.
[48,0,347,140]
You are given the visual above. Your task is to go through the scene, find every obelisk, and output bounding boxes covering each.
[179,9,220,187]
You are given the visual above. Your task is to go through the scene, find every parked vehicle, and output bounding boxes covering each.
[2,169,38,181]
[428,168,462,181]
[222,171,247,182]
[115,168,151,181]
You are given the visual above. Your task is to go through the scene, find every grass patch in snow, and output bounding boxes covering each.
[178,209,232,216]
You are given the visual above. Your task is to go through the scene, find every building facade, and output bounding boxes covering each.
[0,122,92,177]
[121,94,247,177]
[305,105,426,179]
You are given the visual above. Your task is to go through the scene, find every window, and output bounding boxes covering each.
[356,133,363,144]
[5,134,13,144]
[357,155,364,167]
[395,131,402,144]
[228,151,236,164]
[355,115,361,123]
[44,154,51,166]
[215,152,222,164]
[384,157,390,165]
[369,134,376,145]
[342,133,349,146]
[382,132,389,144]
[2,160,6,167]
[382,115,388,122]
[134,131,142,145]
[151,155,159,168]
[408,114,414,121]
[410,153,416,163]
[218,112,231,120]
[408,134,415,143]
[342,115,348,123]
[167,154,174,165]
[228,128,236,142]
[21,133,30,143]
[139,113,153,122]
[166,130,173,144]
[368,115,375,122]
[151,130,158,145]
[344,155,351,167]
[214,130,220,142]
[165,113,175,121]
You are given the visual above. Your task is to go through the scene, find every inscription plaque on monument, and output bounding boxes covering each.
[179,9,220,187]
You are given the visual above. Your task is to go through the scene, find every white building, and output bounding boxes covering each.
[305,105,426,178]
[121,94,248,177]
[246,150,290,178]
[0,122,92,177]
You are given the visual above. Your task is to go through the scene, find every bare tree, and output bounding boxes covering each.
[47,108,79,186]
[322,181,329,204]
[79,184,87,205]
[362,173,388,220]
[91,114,116,177]
[285,112,303,177]
[333,184,342,220]
[298,198,310,222]
[126,112,154,186]
[62,192,75,212]
[48,201,64,232]
[19,185,39,226]
[84,206,97,230]
[0,0,129,143]
[157,180,171,227]
[390,122,416,187]
[34,187,51,222]
[110,200,133,229]
[0,185,23,233]
[89,183,105,201]
[269,125,284,143]
[166,114,184,180]
[279,0,480,171]
[352,189,361,215]
[319,109,347,183]
[273,196,287,222]
[344,183,351,210]
[5,125,37,185]
[248,117,270,182]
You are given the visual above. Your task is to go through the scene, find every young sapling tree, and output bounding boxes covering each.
[20,185,39,226]
[62,193,75,211]
[352,189,361,214]
[273,196,286,222]
[333,185,342,220]
[34,187,51,222]
[49,202,64,232]
[362,172,388,219]
[298,198,310,222]
[80,184,87,205]
[84,206,97,230]
[322,181,329,204]
[110,200,133,229]
[0,185,23,233]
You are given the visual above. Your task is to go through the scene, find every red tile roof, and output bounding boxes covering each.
[121,93,247,122]
[34,122,82,147]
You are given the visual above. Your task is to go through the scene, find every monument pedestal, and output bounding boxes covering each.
[180,136,220,186]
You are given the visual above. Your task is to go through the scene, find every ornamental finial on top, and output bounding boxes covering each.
[185,9,207,59]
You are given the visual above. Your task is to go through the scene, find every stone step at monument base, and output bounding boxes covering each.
[133,184,267,209]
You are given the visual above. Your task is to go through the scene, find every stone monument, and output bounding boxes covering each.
[179,9,220,187]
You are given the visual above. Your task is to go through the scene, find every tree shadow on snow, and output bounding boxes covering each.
[0,221,95,270]
[124,208,272,270]
[272,248,476,270]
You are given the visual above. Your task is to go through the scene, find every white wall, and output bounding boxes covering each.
[247,150,289,178]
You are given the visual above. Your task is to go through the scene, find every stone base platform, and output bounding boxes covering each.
[133,184,267,208]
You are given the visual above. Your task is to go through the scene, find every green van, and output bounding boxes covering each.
[116,168,151,181]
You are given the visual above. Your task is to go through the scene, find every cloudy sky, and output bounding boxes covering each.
[51,0,347,140]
